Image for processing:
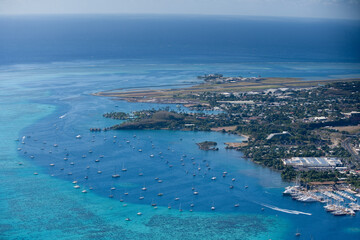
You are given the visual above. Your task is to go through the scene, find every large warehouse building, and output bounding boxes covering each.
[282,157,342,169]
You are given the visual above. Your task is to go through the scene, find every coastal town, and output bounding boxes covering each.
[3,3,360,239]
[96,75,360,215]
[197,73,263,83]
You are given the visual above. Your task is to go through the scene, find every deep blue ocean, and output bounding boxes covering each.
[0,15,360,240]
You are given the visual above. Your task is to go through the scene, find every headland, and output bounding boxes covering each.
[94,75,360,192]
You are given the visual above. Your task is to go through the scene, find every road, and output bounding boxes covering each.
[342,138,360,168]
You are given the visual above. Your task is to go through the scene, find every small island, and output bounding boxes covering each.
[197,141,219,151]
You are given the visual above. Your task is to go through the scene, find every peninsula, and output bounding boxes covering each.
[95,75,360,189]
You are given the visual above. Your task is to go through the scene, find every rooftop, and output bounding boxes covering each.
[282,157,343,168]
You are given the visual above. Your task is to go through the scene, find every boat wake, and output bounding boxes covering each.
[261,203,312,216]
[59,114,67,119]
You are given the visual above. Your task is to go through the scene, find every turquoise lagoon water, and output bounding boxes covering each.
[1,15,360,240]
[0,61,359,240]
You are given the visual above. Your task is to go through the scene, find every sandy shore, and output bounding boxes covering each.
[224,142,248,148]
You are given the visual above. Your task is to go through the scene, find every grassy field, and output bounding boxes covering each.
[329,125,360,134]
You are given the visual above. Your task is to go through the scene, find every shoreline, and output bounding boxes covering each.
[94,77,360,188]
[93,77,360,104]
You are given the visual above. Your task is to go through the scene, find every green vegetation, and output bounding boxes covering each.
[347,175,360,188]
[103,112,129,120]
[100,79,360,187]
[197,141,219,151]
[281,167,346,183]
[110,110,187,130]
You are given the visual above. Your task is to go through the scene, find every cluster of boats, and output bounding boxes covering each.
[322,191,343,202]
[21,130,249,214]
[323,203,358,216]
[335,190,357,202]
[283,186,324,203]
[283,185,360,216]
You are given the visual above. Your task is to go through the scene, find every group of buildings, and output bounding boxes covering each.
[282,157,343,170]
[197,73,262,84]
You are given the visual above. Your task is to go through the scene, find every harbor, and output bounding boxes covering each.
[1,53,360,238]
[283,183,360,216]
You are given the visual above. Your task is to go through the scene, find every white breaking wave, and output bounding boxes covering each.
[261,203,312,216]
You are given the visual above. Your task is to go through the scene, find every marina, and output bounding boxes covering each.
[1,14,360,238]
[0,60,358,239]
[283,184,360,216]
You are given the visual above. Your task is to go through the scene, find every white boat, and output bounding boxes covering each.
[297,195,318,203]
[76,135,82,139]
[344,208,356,216]
[121,163,127,172]
[345,189,357,194]
[332,209,346,216]
[283,186,300,196]
[324,202,338,212]
[335,191,357,202]
[349,203,360,211]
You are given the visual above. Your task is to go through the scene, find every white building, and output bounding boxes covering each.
[282,157,342,169]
